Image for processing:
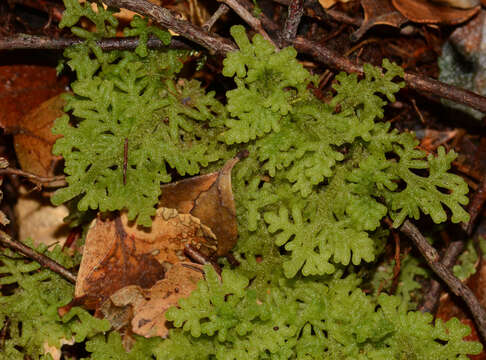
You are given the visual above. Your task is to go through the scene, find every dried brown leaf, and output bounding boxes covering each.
[107,262,204,338]
[0,65,68,131]
[318,0,352,10]
[74,208,216,309]
[392,0,480,24]
[14,94,65,177]
[159,155,242,256]
[352,0,407,41]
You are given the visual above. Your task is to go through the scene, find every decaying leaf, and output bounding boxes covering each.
[74,208,216,308]
[318,0,352,10]
[392,0,480,25]
[106,262,204,338]
[352,0,407,41]
[430,0,480,9]
[13,94,65,177]
[66,155,241,336]
[0,65,68,132]
[159,153,243,256]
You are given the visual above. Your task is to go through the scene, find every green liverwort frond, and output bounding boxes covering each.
[0,241,110,359]
[221,25,314,144]
[59,0,118,39]
[53,45,226,226]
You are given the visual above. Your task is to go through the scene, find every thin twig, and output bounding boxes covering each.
[0,168,66,188]
[419,241,466,314]
[202,4,230,32]
[219,0,277,47]
[281,0,304,45]
[183,244,221,274]
[292,36,486,116]
[272,0,362,26]
[462,176,486,235]
[0,230,76,283]
[9,0,486,121]
[0,34,192,51]
[400,220,486,341]
[102,0,237,55]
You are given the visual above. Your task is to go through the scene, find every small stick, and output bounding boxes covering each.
[419,240,465,314]
[462,176,486,235]
[400,220,486,341]
[391,230,401,293]
[103,0,237,55]
[0,34,192,51]
[0,168,66,188]
[292,36,486,116]
[183,244,221,274]
[411,98,426,124]
[123,138,128,185]
[281,0,304,45]
[219,0,277,47]
[0,230,76,283]
[202,4,230,32]
[271,0,362,26]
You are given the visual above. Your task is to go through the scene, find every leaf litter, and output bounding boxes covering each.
[60,154,242,341]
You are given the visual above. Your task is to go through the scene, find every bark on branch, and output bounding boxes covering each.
[400,220,486,341]
[0,230,76,283]
[0,34,191,51]
[102,0,237,54]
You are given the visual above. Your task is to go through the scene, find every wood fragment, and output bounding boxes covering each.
[0,34,192,51]
[281,0,304,45]
[0,230,76,283]
[419,241,466,314]
[219,0,277,47]
[102,0,237,55]
[202,4,230,32]
[400,220,486,341]
[0,168,66,188]
[462,176,486,235]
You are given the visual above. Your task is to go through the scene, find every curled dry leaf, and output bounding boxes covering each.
[74,208,216,309]
[352,0,407,41]
[392,0,480,25]
[64,155,240,334]
[159,153,243,256]
[106,262,205,338]
[13,94,65,177]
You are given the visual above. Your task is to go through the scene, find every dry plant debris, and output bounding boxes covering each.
[62,156,240,337]
[392,0,480,24]
[13,94,65,177]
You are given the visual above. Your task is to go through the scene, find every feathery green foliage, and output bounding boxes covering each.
[6,3,478,358]
[0,241,110,360]
[52,3,227,226]
[165,266,481,359]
